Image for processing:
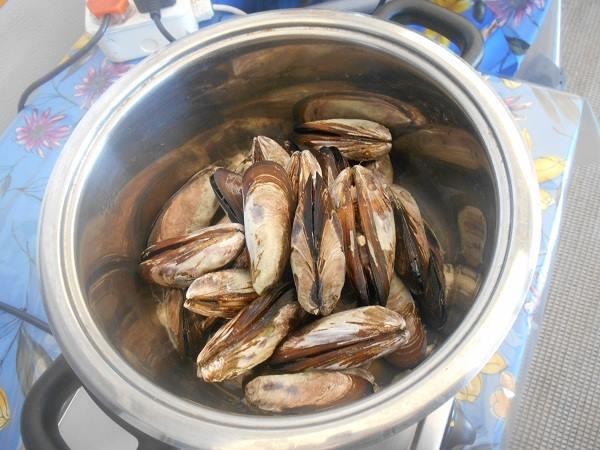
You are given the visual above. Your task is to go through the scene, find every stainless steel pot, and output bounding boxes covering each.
[38,10,540,449]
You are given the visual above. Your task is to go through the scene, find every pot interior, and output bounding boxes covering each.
[75,35,496,413]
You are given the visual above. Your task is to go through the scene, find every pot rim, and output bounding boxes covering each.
[39,10,540,448]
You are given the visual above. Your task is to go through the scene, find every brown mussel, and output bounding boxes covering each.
[210,168,243,224]
[243,161,295,295]
[330,165,396,306]
[245,371,373,413]
[290,170,345,316]
[315,146,349,187]
[295,119,392,161]
[294,91,427,134]
[155,287,220,358]
[393,125,484,170]
[148,165,221,244]
[197,284,303,382]
[140,223,246,288]
[185,269,258,319]
[270,306,407,371]
[384,276,427,369]
[387,184,430,294]
[251,136,291,168]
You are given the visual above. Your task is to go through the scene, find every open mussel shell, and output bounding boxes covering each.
[384,276,427,369]
[331,165,395,306]
[243,161,295,294]
[286,150,322,203]
[414,227,447,329]
[147,165,221,245]
[140,223,245,288]
[197,284,303,382]
[155,287,219,358]
[293,91,427,135]
[210,168,244,224]
[388,184,430,294]
[290,172,345,316]
[295,119,392,161]
[315,146,349,187]
[185,269,258,319]
[393,125,484,171]
[251,136,291,168]
[155,287,186,356]
[270,306,407,371]
[244,371,373,413]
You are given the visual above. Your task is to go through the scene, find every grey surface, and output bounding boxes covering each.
[506,104,600,449]
[0,0,85,130]
[59,389,137,450]
[562,1,600,115]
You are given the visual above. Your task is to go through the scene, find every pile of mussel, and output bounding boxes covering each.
[140,92,485,414]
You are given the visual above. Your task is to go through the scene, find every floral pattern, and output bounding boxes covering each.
[15,109,70,158]
[74,60,131,108]
[0,3,579,449]
[487,0,545,26]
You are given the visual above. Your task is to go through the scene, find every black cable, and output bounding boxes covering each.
[0,302,52,334]
[373,0,387,14]
[150,12,176,42]
[17,14,111,112]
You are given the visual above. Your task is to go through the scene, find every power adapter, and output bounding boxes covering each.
[85,0,214,62]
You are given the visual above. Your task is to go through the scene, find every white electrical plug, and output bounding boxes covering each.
[85,0,214,62]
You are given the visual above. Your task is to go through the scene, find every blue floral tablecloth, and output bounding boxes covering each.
[0,2,576,449]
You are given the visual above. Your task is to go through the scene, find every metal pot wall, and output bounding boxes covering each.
[36,9,539,449]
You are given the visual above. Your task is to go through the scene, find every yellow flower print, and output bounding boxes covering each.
[535,156,566,183]
[539,189,554,210]
[456,374,482,402]
[432,0,472,14]
[520,128,533,152]
[424,29,452,47]
[0,386,11,430]
[502,79,523,89]
[424,2,471,48]
[482,352,508,374]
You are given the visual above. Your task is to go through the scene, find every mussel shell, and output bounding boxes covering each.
[197,285,303,382]
[155,287,186,355]
[270,306,407,371]
[147,165,220,244]
[140,223,245,288]
[294,91,427,135]
[393,126,484,171]
[251,136,291,168]
[315,146,349,187]
[185,269,258,319]
[384,276,427,369]
[245,371,373,413]
[286,150,322,203]
[290,172,345,315]
[388,184,430,294]
[243,161,295,294]
[295,119,392,161]
[415,232,447,329]
[210,168,244,224]
[331,166,395,306]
